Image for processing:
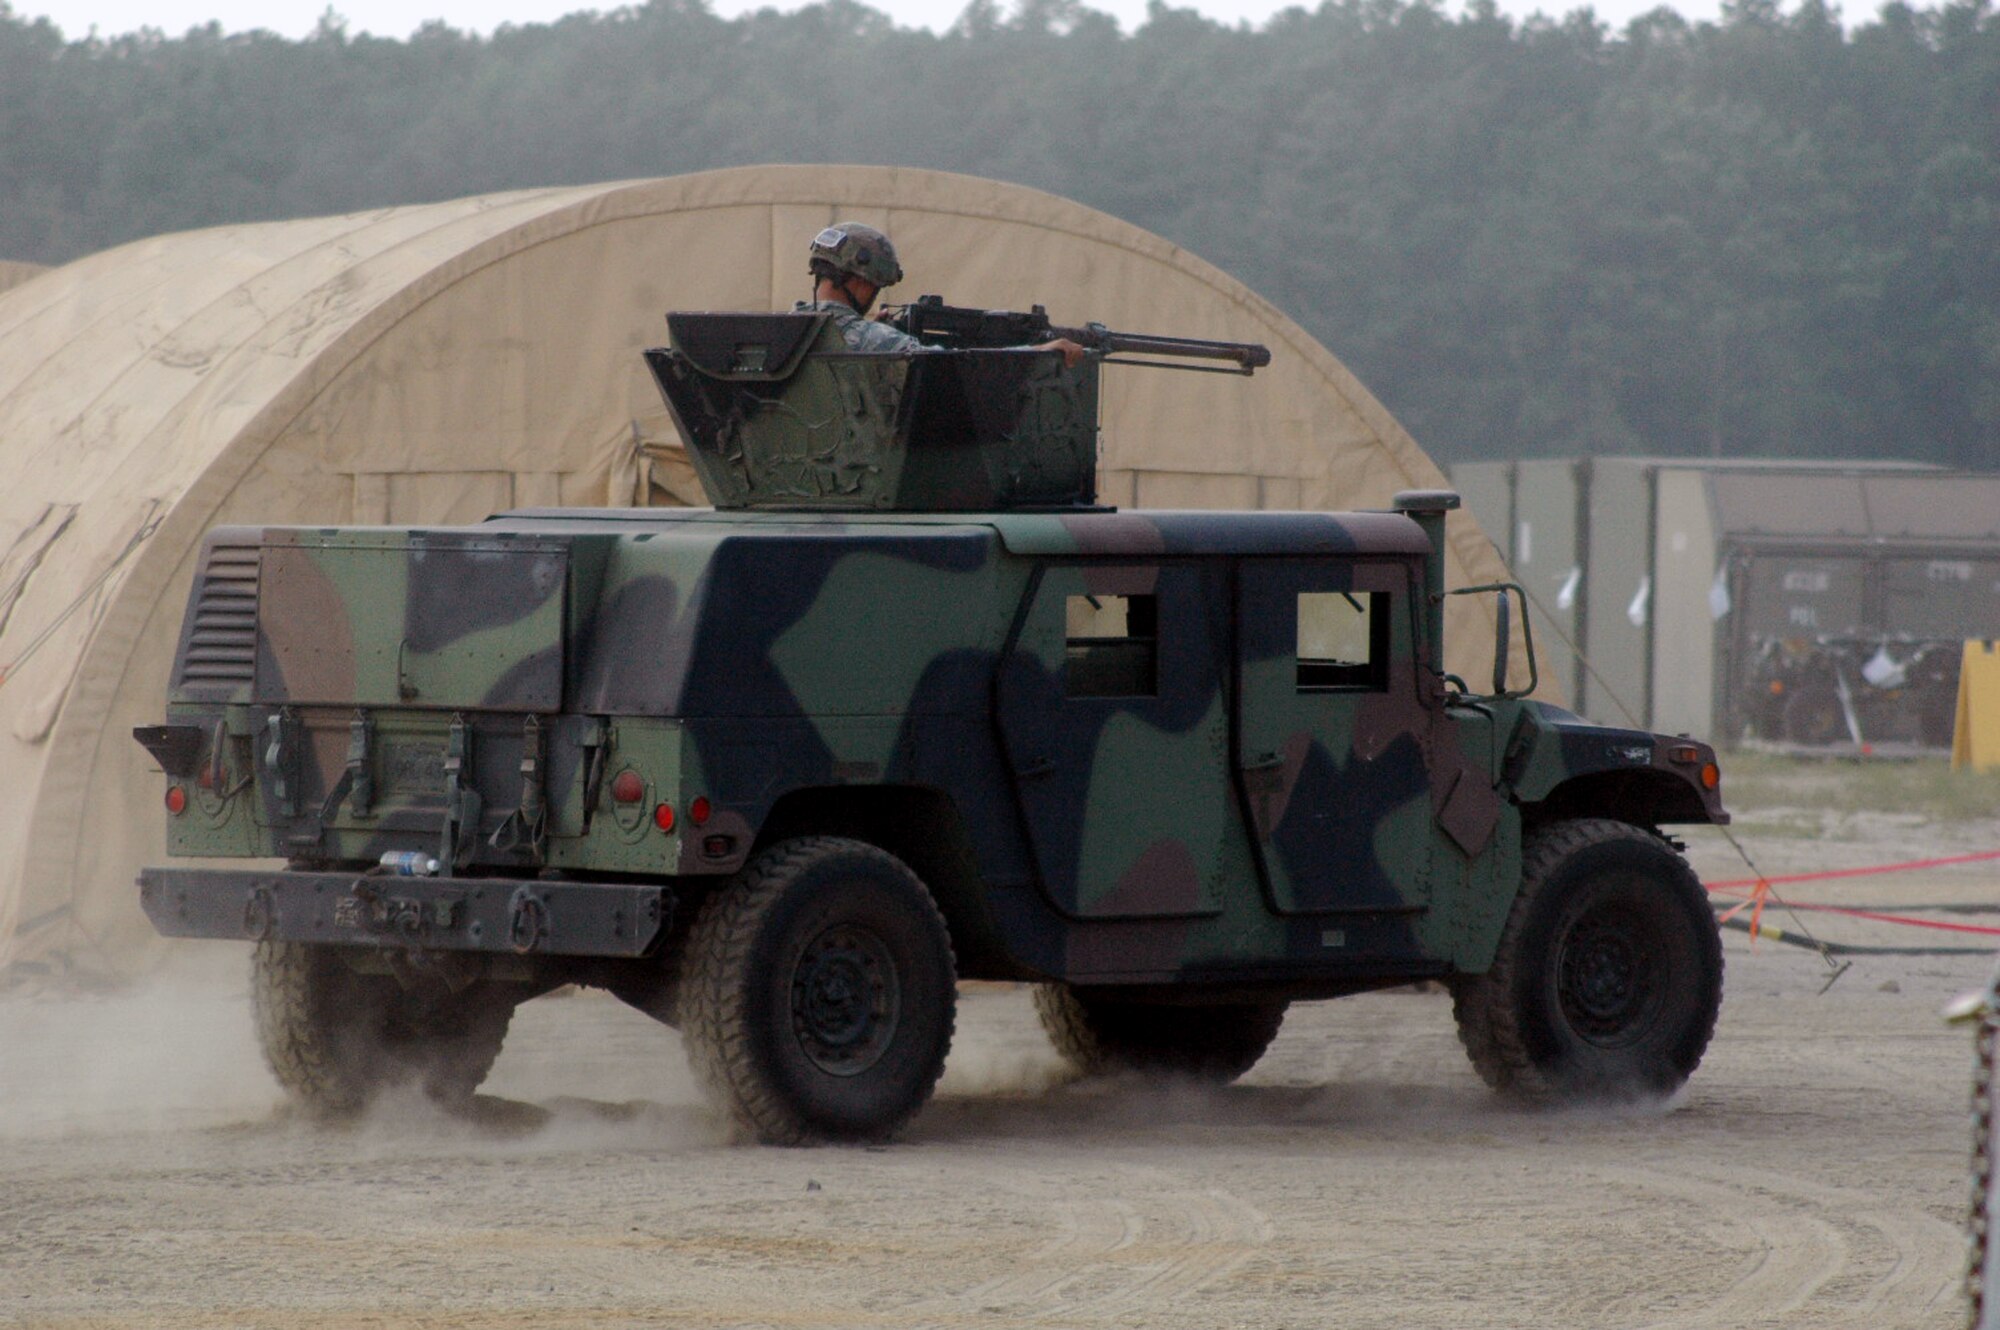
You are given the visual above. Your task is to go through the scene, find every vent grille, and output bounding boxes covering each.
[175,544,260,690]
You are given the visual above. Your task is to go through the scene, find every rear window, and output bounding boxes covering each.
[1065,593,1158,698]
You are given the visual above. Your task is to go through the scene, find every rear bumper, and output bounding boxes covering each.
[138,867,671,958]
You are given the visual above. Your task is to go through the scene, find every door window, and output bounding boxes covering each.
[1296,591,1387,691]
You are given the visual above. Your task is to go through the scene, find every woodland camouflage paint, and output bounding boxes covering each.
[139,502,1724,984]
[131,308,1730,1140]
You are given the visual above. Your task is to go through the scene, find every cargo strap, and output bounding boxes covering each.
[346,711,374,816]
[578,718,609,828]
[488,714,548,862]
[438,714,482,871]
[262,708,300,818]
[314,710,376,824]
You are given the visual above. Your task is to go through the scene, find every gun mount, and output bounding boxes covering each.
[643,300,1270,513]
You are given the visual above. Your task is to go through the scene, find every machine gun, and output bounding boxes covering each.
[885,294,1272,376]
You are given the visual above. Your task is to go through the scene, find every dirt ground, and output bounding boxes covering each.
[3,809,1995,1329]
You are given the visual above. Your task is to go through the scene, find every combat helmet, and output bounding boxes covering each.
[809,222,904,289]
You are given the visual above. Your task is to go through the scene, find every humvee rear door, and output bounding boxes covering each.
[996,562,1230,919]
[1234,559,1433,918]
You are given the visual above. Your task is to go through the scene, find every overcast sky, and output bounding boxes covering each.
[23,0,1726,43]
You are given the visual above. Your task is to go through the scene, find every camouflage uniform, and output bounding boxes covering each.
[793,299,927,355]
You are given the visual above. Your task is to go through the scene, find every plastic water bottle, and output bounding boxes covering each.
[378,850,439,877]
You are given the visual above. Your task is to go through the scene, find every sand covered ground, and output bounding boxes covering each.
[2,787,1994,1329]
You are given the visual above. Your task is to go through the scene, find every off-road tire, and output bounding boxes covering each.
[680,836,958,1145]
[250,941,515,1117]
[1451,818,1723,1102]
[1034,985,1287,1083]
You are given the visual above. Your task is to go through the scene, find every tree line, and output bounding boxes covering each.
[1,0,1994,466]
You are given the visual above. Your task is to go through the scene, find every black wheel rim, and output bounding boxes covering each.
[790,923,900,1077]
[1556,896,1665,1046]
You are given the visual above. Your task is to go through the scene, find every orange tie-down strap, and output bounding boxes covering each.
[1705,848,2000,948]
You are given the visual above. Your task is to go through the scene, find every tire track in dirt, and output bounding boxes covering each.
[1847,1208,1965,1325]
[1718,1163,1963,1326]
[1587,1163,1960,1329]
[950,1194,1144,1310]
[916,1165,1273,1326]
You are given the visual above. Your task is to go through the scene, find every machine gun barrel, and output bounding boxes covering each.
[1054,323,1272,374]
[887,297,1271,375]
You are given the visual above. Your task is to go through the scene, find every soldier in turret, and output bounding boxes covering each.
[798,222,1086,366]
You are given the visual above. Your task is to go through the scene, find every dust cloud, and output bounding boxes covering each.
[0,945,279,1140]
[1,838,1985,1326]
[0,962,1668,1154]
[0,952,717,1152]
[343,986,721,1156]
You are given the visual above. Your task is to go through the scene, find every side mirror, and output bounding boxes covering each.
[1447,582,1539,700]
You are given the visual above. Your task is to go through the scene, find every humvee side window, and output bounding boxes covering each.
[1065,593,1158,698]
[1297,591,1388,691]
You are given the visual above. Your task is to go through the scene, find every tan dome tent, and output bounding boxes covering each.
[0,165,1519,979]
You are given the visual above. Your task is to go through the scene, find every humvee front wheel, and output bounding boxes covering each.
[1034,985,1287,1083]
[1452,818,1722,1102]
[250,941,515,1117]
[680,836,957,1145]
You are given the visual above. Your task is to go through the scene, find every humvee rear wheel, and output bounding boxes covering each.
[680,836,957,1145]
[250,941,515,1117]
[1034,985,1287,1083]
[1452,818,1722,1102]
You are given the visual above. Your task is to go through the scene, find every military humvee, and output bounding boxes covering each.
[135,300,1727,1144]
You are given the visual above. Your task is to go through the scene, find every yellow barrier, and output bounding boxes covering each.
[1953,640,2000,772]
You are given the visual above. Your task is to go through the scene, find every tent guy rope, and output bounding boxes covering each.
[0,506,162,690]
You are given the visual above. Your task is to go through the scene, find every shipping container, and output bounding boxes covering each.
[1452,458,1999,747]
